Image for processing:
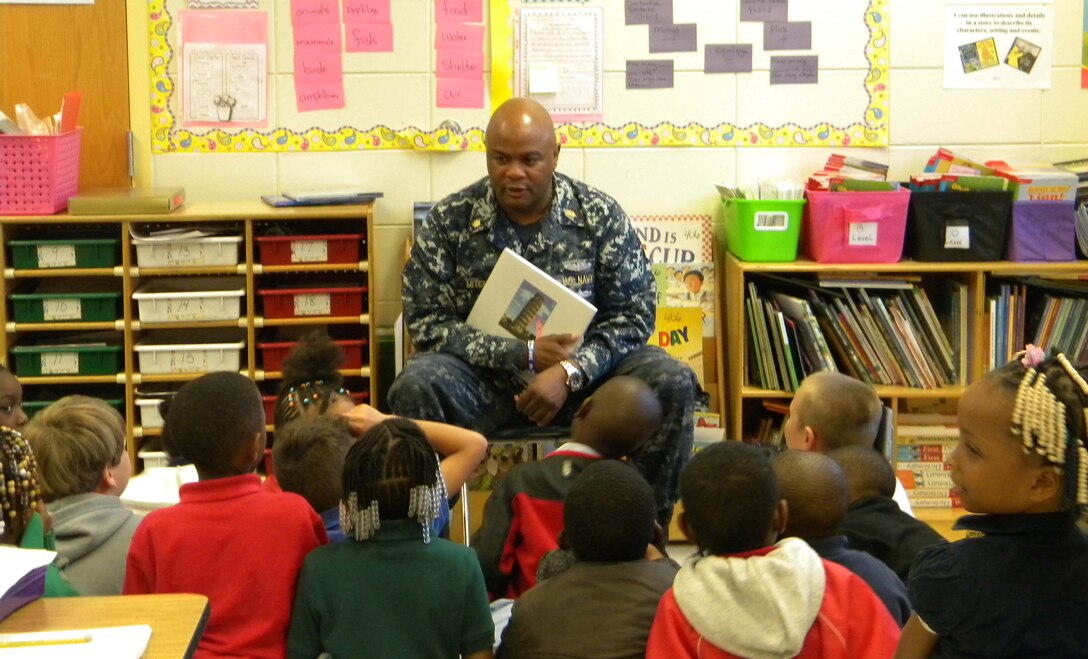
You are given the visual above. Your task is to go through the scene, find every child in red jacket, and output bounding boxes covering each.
[124,372,327,659]
[647,441,900,658]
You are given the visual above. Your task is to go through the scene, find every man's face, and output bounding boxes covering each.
[485,121,559,223]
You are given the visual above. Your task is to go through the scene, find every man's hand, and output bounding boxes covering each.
[341,404,392,438]
[515,365,569,426]
[532,333,579,372]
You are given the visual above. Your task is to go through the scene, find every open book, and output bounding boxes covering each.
[467,248,597,376]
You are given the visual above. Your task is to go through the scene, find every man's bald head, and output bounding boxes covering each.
[485,98,557,147]
[484,98,560,225]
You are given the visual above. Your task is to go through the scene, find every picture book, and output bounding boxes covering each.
[651,306,704,386]
[651,262,715,337]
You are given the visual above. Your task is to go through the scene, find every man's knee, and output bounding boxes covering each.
[388,353,472,419]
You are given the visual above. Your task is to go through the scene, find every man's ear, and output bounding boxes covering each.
[557,529,571,551]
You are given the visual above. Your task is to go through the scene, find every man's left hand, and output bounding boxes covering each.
[514,365,569,427]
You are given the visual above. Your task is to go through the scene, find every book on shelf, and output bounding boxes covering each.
[651,306,705,387]
[68,187,185,215]
[908,496,963,508]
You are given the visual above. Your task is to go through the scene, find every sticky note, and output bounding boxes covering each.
[436,50,484,79]
[764,22,812,51]
[294,51,344,81]
[437,77,485,108]
[435,22,484,50]
[343,0,390,23]
[290,0,339,27]
[435,0,483,23]
[528,64,560,93]
[740,0,788,22]
[704,44,753,73]
[625,0,672,25]
[293,23,343,52]
[770,55,818,84]
[649,23,697,53]
[296,80,346,111]
[626,60,674,89]
[345,22,393,52]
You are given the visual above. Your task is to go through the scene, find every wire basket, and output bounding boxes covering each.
[0,128,81,215]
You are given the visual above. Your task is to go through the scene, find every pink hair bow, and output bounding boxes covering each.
[1021,344,1046,369]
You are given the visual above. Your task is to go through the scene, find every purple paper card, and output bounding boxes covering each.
[625,0,672,25]
[740,0,788,22]
[705,44,753,73]
[649,23,697,53]
[626,60,674,89]
[764,21,811,50]
[770,55,818,84]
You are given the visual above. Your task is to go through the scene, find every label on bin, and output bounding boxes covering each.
[945,225,970,249]
[167,298,207,321]
[290,240,329,263]
[41,352,79,375]
[753,212,789,232]
[162,243,205,266]
[847,222,878,247]
[43,299,82,321]
[294,293,331,316]
[36,245,77,269]
[169,351,207,372]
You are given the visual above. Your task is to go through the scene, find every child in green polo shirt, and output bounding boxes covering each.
[287,417,494,659]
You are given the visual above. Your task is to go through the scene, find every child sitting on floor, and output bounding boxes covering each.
[288,418,494,659]
[828,445,945,583]
[896,346,1088,658]
[647,441,899,658]
[472,375,663,598]
[124,372,327,659]
[24,396,139,595]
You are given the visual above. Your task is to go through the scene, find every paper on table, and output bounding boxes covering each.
[770,55,819,84]
[624,0,672,25]
[345,22,394,52]
[705,44,753,73]
[740,0,788,22]
[0,625,152,658]
[764,21,812,51]
[342,0,390,23]
[436,78,485,108]
[648,24,697,53]
[0,547,54,598]
[435,22,484,50]
[626,60,674,89]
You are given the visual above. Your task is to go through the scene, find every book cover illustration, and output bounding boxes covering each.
[1005,36,1041,74]
[499,281,557,341]
[651,306,704,386]
[959,38,999,73]
[652,262,715,337]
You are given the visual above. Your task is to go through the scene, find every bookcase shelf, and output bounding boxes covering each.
[0,201,377,468]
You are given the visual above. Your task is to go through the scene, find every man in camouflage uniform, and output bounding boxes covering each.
[389,98,699,527]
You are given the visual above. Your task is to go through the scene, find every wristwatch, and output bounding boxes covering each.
[559,359,588,392]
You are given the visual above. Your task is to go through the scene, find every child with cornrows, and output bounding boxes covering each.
[895,345,1088,658]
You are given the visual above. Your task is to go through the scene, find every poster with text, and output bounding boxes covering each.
[944,5,1053,88]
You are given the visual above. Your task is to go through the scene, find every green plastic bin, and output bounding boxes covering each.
[721,198,806,262]
[10,340,122,377]
[24,397,123,419]
[8,237,119,270]
[10,281,122,323]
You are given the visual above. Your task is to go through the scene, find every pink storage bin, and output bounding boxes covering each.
[803,189,911,263]
[0,129,81,215]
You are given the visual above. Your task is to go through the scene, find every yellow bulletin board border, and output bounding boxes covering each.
[148,0,887,153]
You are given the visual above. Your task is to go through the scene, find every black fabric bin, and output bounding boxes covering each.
[906,191,1013,262]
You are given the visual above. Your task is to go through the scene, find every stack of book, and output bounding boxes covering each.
[986,282,1028,371]
[896,415,960,508]
[807,154,895,192]
[745,276,964,392]
[1030,286,1088,363]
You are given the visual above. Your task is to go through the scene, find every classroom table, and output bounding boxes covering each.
[0,594,209,659]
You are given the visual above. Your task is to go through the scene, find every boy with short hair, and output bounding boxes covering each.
[497,460,677,658]
[273,416,354,542]
[24,396,138,596]
[829,445,946,582]
[771,450,912,626]
[784,371,913,514]
[124,372,327,659]
[647,441,899,658]
[473,375,663,598]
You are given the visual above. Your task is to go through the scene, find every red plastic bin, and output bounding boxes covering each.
[258,284,366,319]
[262,390,371,423]
[0,129,81,215]
[803,189,911,263]
[255,233,363,266]
[258,337,367,372]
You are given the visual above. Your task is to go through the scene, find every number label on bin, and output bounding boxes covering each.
[163,243,204,266]
[294,293,331,316]
[945,225,970,249]
[167,299,206,321]
[290,240,329,263]
[169,351,207,372]
[41,352,79,375]
[36,245,77,269]
[43,299,82,321]
[848,222,878,247]
[754,212,789,232]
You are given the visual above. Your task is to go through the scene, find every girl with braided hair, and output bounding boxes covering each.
[1,426,79,597]
[896,345,1088,658]
[287,418,494,659]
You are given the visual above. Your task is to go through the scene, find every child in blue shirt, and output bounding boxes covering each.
[897,346,1088,658]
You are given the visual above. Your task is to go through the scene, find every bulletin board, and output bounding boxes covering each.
[147,0,888,153]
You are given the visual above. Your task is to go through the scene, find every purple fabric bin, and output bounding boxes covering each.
[1007,200,1076,262]
[0,565,46,622]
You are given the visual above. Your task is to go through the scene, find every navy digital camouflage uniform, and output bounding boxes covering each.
[389,172,700,526]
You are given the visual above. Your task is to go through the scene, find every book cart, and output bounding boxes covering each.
[0,201,377,468]
[719,252,1088,540]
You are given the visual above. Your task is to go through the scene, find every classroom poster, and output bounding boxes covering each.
[515,6,604,121]
[179,10,269,126]
[944,5,1053,89]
